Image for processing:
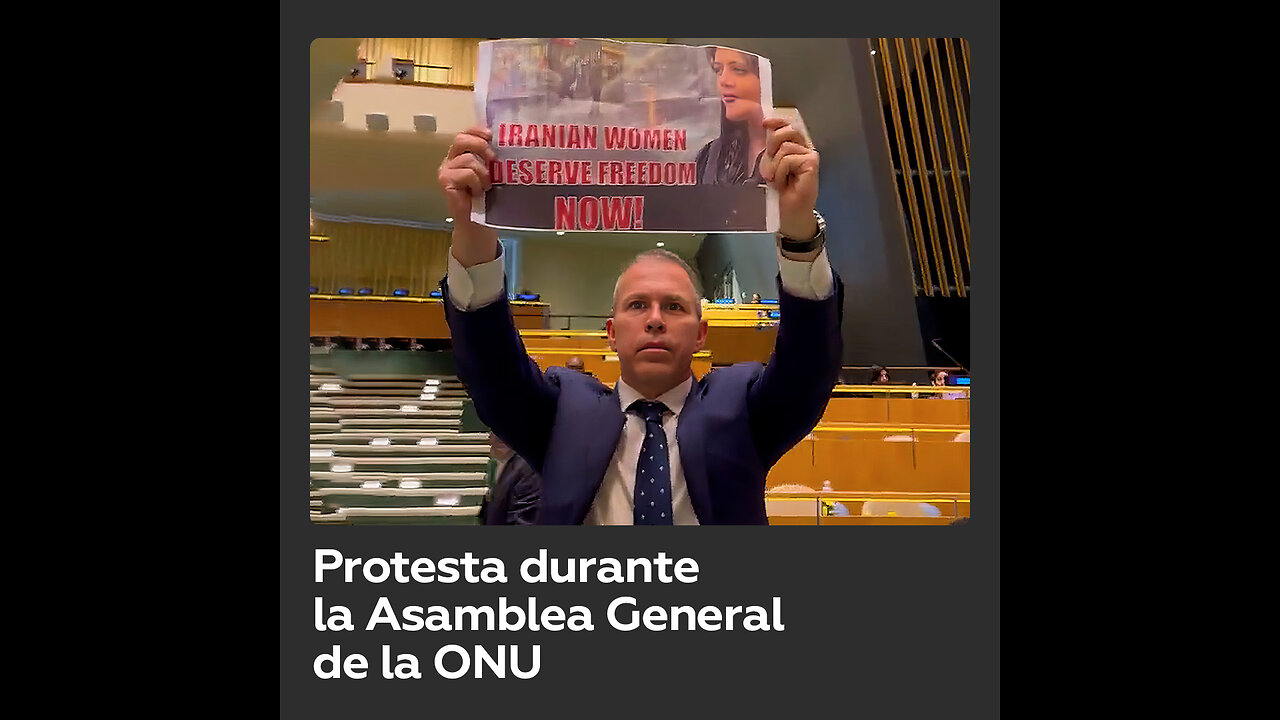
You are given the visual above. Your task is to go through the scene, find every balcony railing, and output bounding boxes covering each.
[347,60,474,90]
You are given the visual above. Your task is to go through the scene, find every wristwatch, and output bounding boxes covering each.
[777,209,826,254]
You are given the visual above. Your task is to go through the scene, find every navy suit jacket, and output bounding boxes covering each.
[441,273,844,525]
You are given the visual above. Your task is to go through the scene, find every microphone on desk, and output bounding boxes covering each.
[930,338,968,374]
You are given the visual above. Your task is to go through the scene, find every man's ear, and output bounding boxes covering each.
[695,319,709,352]
[605,318,616,351]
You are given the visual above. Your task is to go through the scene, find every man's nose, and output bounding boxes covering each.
[645,305,665,330]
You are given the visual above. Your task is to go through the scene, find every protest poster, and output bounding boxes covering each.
[471,38,780,234]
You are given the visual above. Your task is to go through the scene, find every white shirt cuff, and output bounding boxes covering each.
[446,246,507,311]
[776,246,835,301]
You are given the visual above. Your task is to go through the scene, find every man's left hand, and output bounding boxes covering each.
[759,117,820,239]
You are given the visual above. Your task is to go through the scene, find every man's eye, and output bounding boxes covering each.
[667,303,683,311]
[629,301,645,309]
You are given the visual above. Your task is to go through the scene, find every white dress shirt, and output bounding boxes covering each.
[446,243,835,524]
[585,375,697,524]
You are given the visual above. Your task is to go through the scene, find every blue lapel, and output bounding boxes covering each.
[565,386,626,524]
[676,380,715,525]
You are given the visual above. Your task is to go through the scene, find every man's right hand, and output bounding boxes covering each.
[438,126,499,267]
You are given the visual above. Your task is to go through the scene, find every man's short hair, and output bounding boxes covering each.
[612,249,703,320]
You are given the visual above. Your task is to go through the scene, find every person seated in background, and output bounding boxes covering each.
[929,370,967,400]
[480,432,540,525]
[565,356,596,379]
[842,365,888,398]
[853,365,892,398]
[928,369,947,398]
[377,338,394,351]
[408,338,425,351]
[751,293,768,319]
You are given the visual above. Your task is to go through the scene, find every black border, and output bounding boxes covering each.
[281,13,1000,719]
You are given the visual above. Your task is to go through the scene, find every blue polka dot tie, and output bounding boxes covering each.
[630,400,673,525]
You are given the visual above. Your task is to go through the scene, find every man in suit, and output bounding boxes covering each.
[437,117,841,525]
[479,352,595,525]
[480,432,540,525]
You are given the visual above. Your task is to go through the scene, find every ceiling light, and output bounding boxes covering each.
[434,495,461,506]
[310,448,334,458]
[425,379,440,386]
[417,438,438,446]
[556,231,565,236]
[870,49,877,55]
[369,438,390,446]
[332,463,354,473]
[400,405,418,412]
[445,217,453,223]
[361,480,381,489]
[656,242,665,247]
[400,479,422,489]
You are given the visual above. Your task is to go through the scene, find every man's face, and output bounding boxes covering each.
[606,258,708,393]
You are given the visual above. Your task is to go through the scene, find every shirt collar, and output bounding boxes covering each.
[615,376,693,417]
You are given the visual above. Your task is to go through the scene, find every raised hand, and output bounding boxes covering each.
[758,117,820,239]
[438,126,499,266]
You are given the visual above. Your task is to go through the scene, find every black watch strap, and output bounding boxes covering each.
[780,236,822,254]
[778,210,826,254]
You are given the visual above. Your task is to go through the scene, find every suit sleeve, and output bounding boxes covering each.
[440,259,559,473]
[746,254,844,467]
